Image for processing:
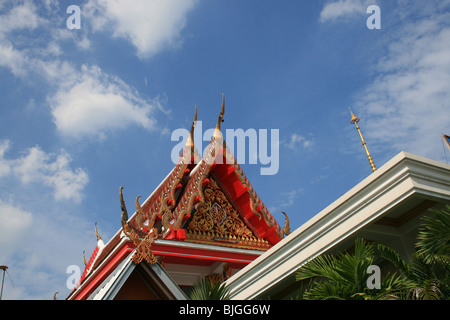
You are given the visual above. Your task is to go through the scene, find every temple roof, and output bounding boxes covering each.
[121,94,287,253]
[68,94,288,299]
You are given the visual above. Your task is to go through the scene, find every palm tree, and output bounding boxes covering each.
[378,205,450,299]
[413,205,450,299]
[295,238,411,300]
[190,276,231,300]
[295,205,450,300]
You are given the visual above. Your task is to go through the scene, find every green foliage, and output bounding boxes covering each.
[416,205,450,263]
[189,277,231,300]
[409,205,450,299]
[295,206,450,300]
[295,239,409,300]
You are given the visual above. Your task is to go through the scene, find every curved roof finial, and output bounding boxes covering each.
[120,186,128,227]
[213,93,225,141]
[95,222,105,249]
[186,105,197,154]
[95,222,102,241]
[281,211,291,236]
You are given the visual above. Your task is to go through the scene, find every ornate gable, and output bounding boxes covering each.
[185,177,271,250]
[116,95,288,263]
[68,95,289,299]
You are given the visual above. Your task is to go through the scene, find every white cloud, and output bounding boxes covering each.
[0,140,88,203]
[281,188,305,207]
[0,200,33,262]
[354,9,450,160]
[0,40,29,77]
[269,188,304,216]
[0,139,92,299]
[283,133,314,150]
[0,2,169,141]
[0,139,12,177]
[0,197,96,299]
[0,1,43,34]
[319,0,367,22]
[49,64,159,139]
[0,1,42,77]
[0,1,49,76]
[84,0,198,58]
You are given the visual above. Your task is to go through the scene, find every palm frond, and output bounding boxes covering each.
[416,206,450,262]
[374,242,411,275]
[190,277,230,300]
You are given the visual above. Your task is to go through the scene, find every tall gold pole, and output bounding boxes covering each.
[349,108,377,172]
[0,265,7,300]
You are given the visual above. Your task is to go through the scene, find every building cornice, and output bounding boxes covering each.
[226,152,450,299]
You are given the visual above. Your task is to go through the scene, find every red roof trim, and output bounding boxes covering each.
[212,163,282,245]
[75,246,99,288]
[151,242,260,265]
[70,242,135,300]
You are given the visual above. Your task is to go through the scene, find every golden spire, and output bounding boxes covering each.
[185,105,197,154]
[95,222,102,241]
[281,211,291,236]
[120,186,128,228]
[95,222,105,249]
[349,108,377,172]
[212,93,225,142]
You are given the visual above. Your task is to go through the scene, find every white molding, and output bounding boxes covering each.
[226,152,450,299]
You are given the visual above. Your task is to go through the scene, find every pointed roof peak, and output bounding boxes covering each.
[186,105,197,153]
[213,93,225,141]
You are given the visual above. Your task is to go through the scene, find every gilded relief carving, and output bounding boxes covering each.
[187,178,253,239]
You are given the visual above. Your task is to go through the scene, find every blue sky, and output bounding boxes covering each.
[0,0,449,299]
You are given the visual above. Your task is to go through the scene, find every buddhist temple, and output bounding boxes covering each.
[66,95,289,300]
[66,96,450,301]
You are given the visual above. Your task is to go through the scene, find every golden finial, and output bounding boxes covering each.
[83,250,87,266]
[120,186,128,228]
[95,222,105,249]
[186,105,197,154]
[135,195,143,214]
[95,222,102,241]
[349,107,360,124]
[349,107,376,172]
[212,93,225,142]
[281,211,291,236]
[134,195,147,229]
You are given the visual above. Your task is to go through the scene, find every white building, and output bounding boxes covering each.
[226,151,450,299]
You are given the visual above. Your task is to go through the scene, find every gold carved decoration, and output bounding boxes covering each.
[120,187,158,264]
[281,211,291,236]
[123,223,158,264]
[209,203,227,225]
[187,178,254,239]
[167,97,224,230]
